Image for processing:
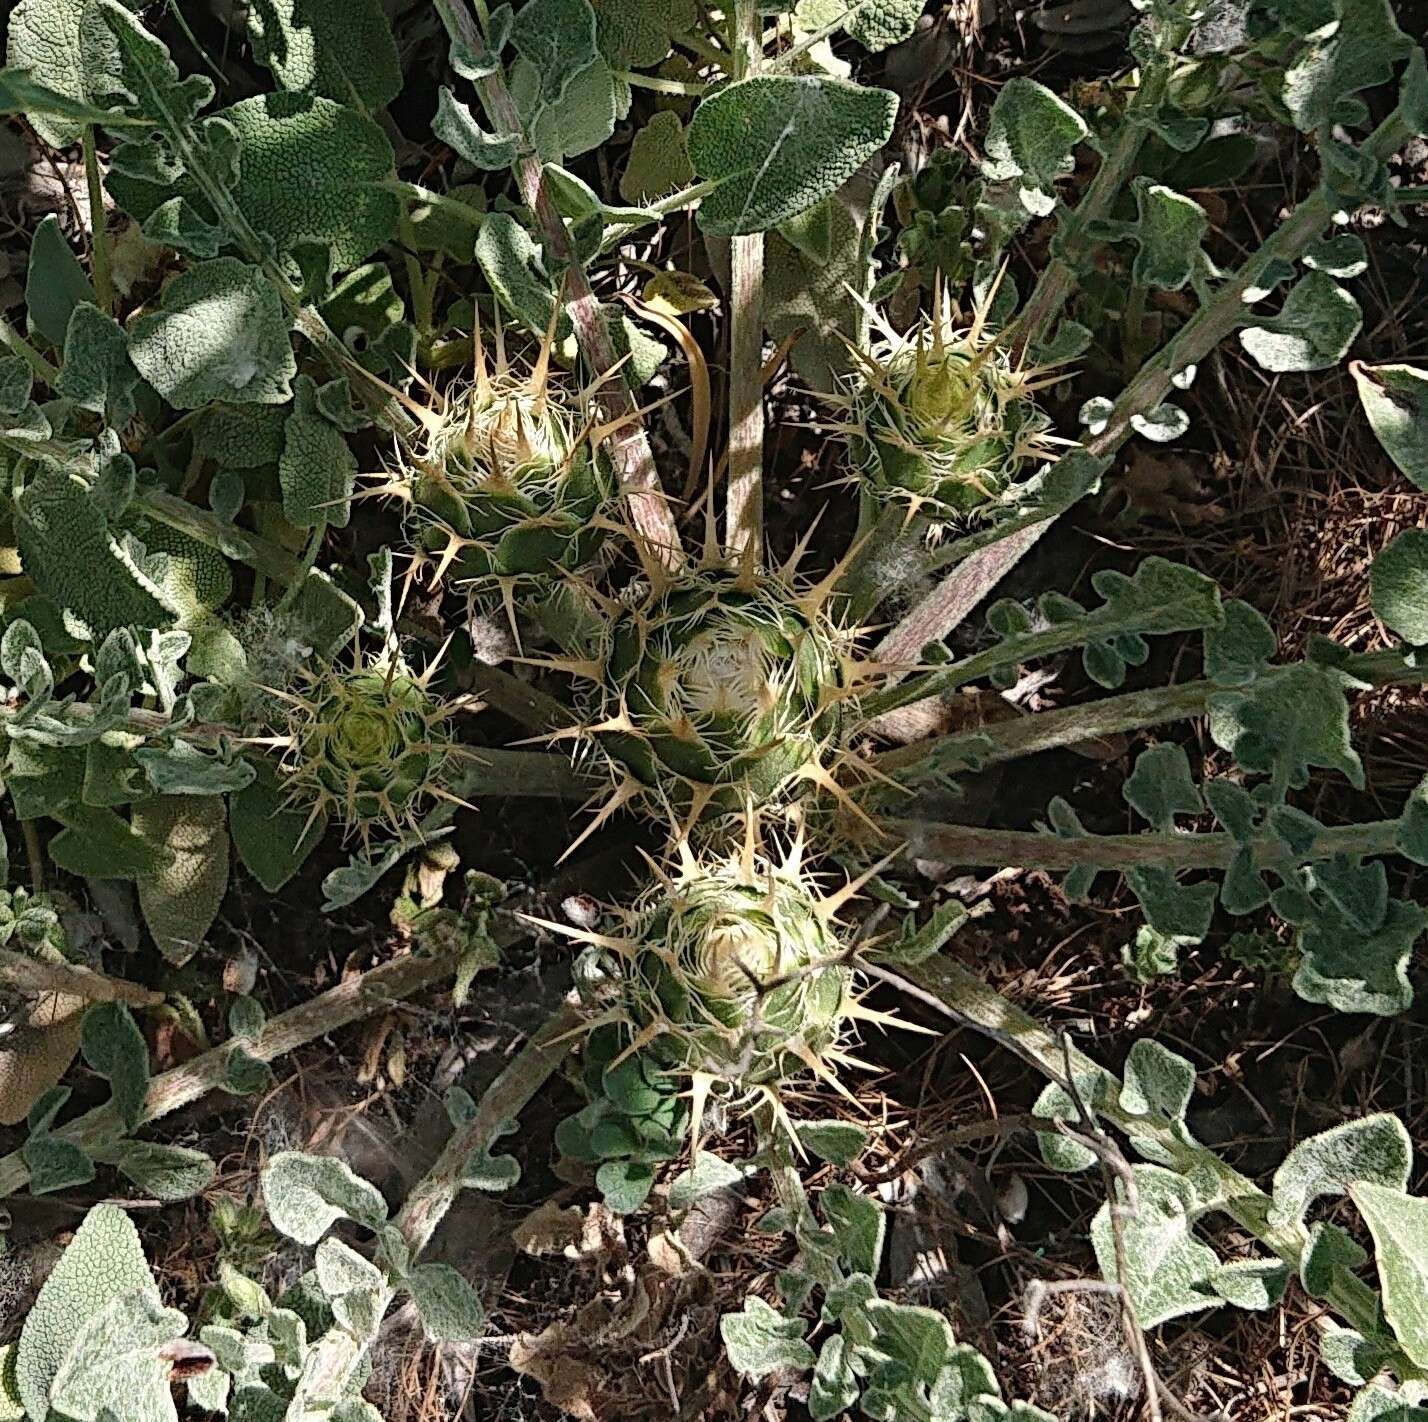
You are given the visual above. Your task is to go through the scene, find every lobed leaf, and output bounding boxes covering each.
[1353,362,1428,492]
[247,0,402,110]
[1352,1182,1428,1368]
[263,1150,389,1245]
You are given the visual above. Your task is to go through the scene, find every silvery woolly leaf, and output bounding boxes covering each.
[23,1135,96,1195]
[16,1205,158,1422]
[93,1141,215,1202]
[687,75,898,236]
[1208,1257,1290,1310]
[667,1150,745,1209]
[1269,1114,1411,1227]
[1119,1039,1195,1126]
[809,1333,857,1421]
[1292,897,1422,1017]
[1204,599,1277,687]
[49,1289,188,1422]
[1353,362,1428,493]
[1240,271,1362,374]
[821,1185,885,1278]
[1123,743,1202,831]
[56,303,140,425]
[1347,1383,1428,1422]
[1301,1220,1370,1297]
[1371,529,1428,645]
[315,1237,385,1299]
[719,1297,815,1380]
[1351,1182,1428,1367]
[80,1001,149,1132]
[1090,1165,1219,1328]
[1130,402,1190,443]
[796,1120,870,1167]
[433,88,518,171]
[405,1263,486,1343]
[1127,180,1206,290]
[262,1151,388,1245]
[863,1299,955,1384]
[982,77,1087,216]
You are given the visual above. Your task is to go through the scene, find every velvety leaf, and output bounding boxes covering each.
[81,1002,149,1132]
[1352,1181,1428,1367]
[1270,1114,1412,1227]
[141,196,226,259]
[1091,1166,1218,1328]
[49,1289,188,1422]
[667,1151,746,1209]
[593,0,697,67]
[1123,743,1202,830]
[26,215,94,350]
[128,258,296,408]
[474,211,569,340]
[1353,362,1428,492]
[229,758,327,894]
[1371,528,1428,644]
[1281,0,1411,131]
[1208,1258,1290,1310]
[719,1296,815,1380]
[405,1263,486,1343]
[1397,776,1428,866]
[16,1205,158,1422]
[262,1150,388,1245]
[1301,1219,1369,1297]
[433,87,518,171]
[133,795,229,966]
[1128,179,1206,290]
[594,1158,655,1214]
[1240,271,1362,373]
[796,1119,870,1166]
[5,0,88,146]
[863,1299,955,1383]
[982,77,1087,215]
[821,1185,885,1277]
[809,1333,858,1421]
[92,1141,216,1201]
[687,75,898,236]
[1120,1038,1194,1125]
[50,804,167,879]
[247,0,402,109]
[1293,897,1423,1016]
[23,1134,96,1195]
[619,110,693,203]
[135,741,254,796]
[1204,599,1277,686]
[280,374,356,529]
[57,303,140,425]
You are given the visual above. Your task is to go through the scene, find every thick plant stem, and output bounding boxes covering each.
[898,952,1413,1367]
[395,1000,582,1254]
[0,946,464,1196]
[0,948,162,1007]
[875,646,1428,773]
[433,0,684,572]
[888,814,1404,873]
[724,0,765,564]
[877,106,1415,669]
[81,128,114,315]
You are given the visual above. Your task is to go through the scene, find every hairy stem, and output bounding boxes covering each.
[0,316,60,386]
[896,952,1416,1366]
[875,647,1428,774]
[0,946,463,1196]
[81,128,114,315]
[888,814,1402,872]
[0,948,162,1007]
[724,0,765,564]
[878,107,1415,666]
[434,0,684,572]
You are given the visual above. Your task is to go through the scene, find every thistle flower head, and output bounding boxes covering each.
[594,566,855,815]
[269,655,458,839]
[837,289,1060,520]
[392,325,613,591]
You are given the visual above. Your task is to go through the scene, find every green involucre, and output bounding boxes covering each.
[598,569,850,806]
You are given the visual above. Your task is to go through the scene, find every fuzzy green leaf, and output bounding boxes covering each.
[15,465,174,642]
[433,87,518,170]
[1353,362,1428,492]
[248,0,401,109]
[1301,1219,1369,1297]
[982,77,1087,216]
[592,0,697,67]
[92,1141,216,1201]
[1091,1165,1218,1328]
[720,1296,815,1380]
[1269,1113,1412,1227]
[219,92,398,268]
[809,1333,858,1422]
[229,758,327,893]
[688,75,898,236]
[474,211,569,339]
[1120,1038,1194,1125]
[1208,662,1364,790]
[1352,1182,1428,1367]
[135,741,254,796]
[821,1185,885,1277]
[50,804,167,878]
[405,1263,486,1343]
[5,0,87,146]
[619,110,693,203]
[668,1151,746,1208]
[1128,180,1206,290]
[80,1002,149,1132]
[1204,599,1277,686]
[23,1135,95,1195]
[16,1205,159,1422]
[1398,777,1428,866]
[1281,0,1412,131]
[280,374,356,529]
[595,1158,655,1214]
[1123,743,1202,831]
[49,1290,188,1422]
[863,1300,954,1384]
[1293,897,1423,1016]
[1208,1258,1290,1310]
[133,795,230,966]
[797,1119,870,1166]
[1371,530,1428,646]
[1240,271,1362,374]
[26,213,94,349]
[128,258,295,408]
[56,303,140,425]
[140,196,226,258]
[262,1150,388,1245]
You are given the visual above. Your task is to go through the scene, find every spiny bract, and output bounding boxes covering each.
[592,565,857,817]
[268,657,457,838]
[397,335,613,594]
[839,291,1061,519]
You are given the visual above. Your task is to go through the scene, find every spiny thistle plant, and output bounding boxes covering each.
[535,832,918,1145]
[837,288,1064,521]
[257,654,463,840]
[387,322,614,607]
[547,556,879,840]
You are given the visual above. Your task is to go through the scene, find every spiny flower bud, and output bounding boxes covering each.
[271,658,457,838]
[840,293,1059,519]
